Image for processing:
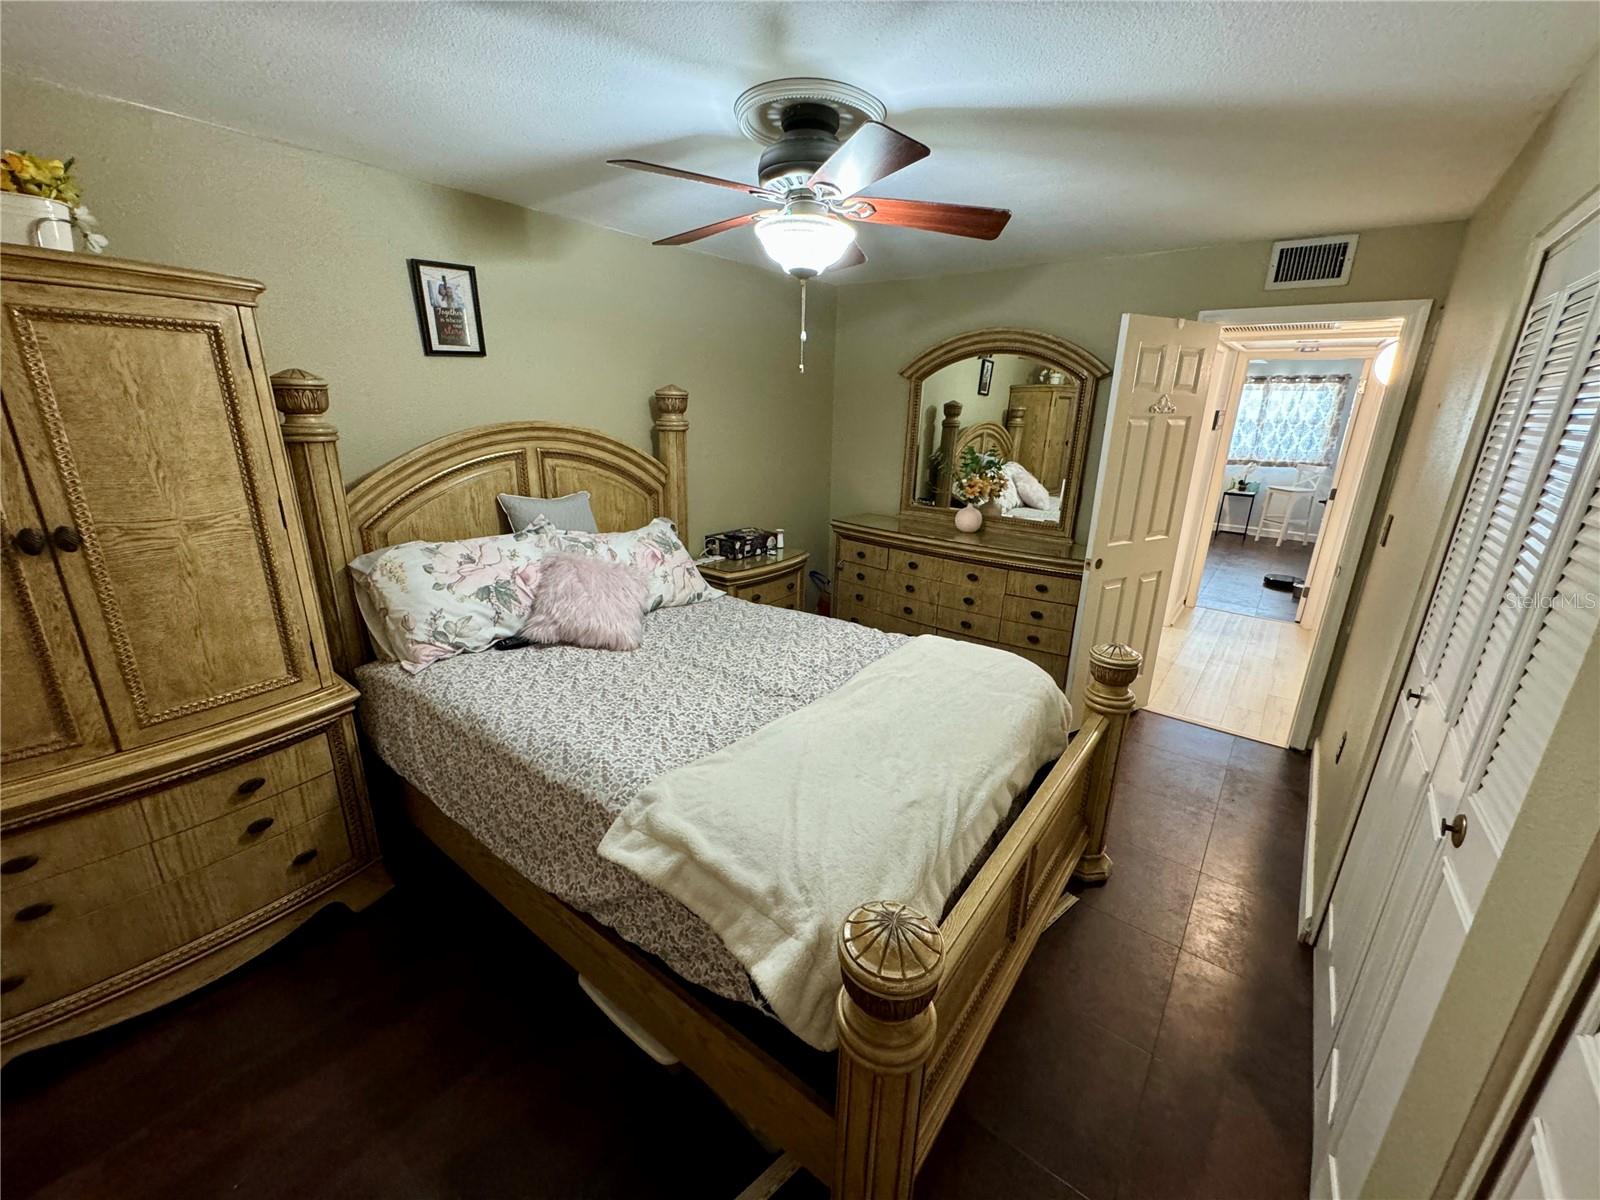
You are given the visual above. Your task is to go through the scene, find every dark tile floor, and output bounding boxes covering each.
[1196,535,1312,622]
[1,714,1312,1200]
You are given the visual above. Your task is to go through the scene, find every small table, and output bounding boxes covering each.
[1214,484,1259,539]
[697,547,808,610]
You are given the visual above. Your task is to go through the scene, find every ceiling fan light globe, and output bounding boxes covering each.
[754,212,856,278]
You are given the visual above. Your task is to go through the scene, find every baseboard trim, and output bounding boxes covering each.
[1213,522,1319,544]
[1299,739,1320,944]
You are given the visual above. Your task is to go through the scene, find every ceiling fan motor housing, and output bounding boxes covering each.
[758,103,843,192]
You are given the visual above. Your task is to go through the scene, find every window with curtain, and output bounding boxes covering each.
[1227,374,1351,466]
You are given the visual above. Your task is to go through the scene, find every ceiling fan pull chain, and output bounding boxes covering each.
[798,277,808,374]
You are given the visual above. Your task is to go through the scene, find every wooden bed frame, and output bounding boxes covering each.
[268,368,1140,1199]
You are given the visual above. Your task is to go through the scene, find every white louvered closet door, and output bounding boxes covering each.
[1312,208,1600,1200]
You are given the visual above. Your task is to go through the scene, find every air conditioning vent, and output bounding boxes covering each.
[1265,235,1358,289]
[1228,322,1340,334]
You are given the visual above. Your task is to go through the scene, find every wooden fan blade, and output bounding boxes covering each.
[609,159,773,198]
[653,212,760,246]
[851,196,1011,240]
[808,122,929,200]
[833,243,867,271]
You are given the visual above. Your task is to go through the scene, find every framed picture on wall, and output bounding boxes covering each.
[408,259,486,356]
[976,356,995,396]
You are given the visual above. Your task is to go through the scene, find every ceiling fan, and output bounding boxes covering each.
[608,79,1011,281]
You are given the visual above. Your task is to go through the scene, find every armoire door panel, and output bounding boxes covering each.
[0,285,316,745]
[0,418,117,779]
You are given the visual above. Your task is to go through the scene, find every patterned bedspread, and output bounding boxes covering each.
[356,598,905,1005]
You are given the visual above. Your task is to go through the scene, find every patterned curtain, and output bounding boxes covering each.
[1228,374,1351,466]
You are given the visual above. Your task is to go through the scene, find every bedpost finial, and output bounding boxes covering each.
[942,400,963,423]
[1085,642,1141,716]
[652,385,689,427]
[838,900,944,1022]
[271,368,330,417]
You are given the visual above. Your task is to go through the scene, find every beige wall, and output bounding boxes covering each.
[0,78,837,565]
[1311,55,1600,901]
[829,220,1467,546]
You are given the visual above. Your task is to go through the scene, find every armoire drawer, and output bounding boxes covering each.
[1,843,161,932]
[150,774,342,881]
[141,734,336,840]
[0,802,149,886]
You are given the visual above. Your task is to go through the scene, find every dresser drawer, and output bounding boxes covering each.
[1002,594,1076,630]
[2,807,352,1021]
[1005,570,1079,605]
[884,571,937,603]
[933,608,1000,641]
[934,577,1005,617]
[835,584,881,622]
[881,594,934,626]
[141,734,336,840]
[939,560,1008,592]
[0,801,149,886]
[1004,645,1069,685]
[838,562,884,592]
[886,549,940,578]
[838,539,888,571]
[1,843,161,934]
[151,774,342,882]
[1000,619,1073,655]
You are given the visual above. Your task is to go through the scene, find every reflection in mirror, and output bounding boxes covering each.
[913,353,1076,526]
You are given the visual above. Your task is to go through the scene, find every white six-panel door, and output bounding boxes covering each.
[1071,314,1219,710]
[1312,205,1599,1199]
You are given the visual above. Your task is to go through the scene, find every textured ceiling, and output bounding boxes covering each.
[2,1,1595,284]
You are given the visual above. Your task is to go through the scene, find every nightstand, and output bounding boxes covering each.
[701,548,809,610]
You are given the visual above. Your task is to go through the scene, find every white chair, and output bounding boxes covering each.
[1255,483,1317,545]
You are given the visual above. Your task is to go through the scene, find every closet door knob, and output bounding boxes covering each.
[51,525,82,553]
[1440,814,1468,848]
[12,528,46,556]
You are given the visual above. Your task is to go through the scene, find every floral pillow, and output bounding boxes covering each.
[348,530,548,672]
[525,516,722,611]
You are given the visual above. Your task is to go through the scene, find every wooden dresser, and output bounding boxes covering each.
[831,514,1081,686]
[698,547,809,610]
[0,247,388,1061]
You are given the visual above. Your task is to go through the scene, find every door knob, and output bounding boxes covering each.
[51,525,82,553]
[1440,813,1468,848]
[12,527,46,556]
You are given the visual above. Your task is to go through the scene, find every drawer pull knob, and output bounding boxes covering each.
[962,597,975,607]
[1027,634,1041,645]
[1034,583,1049,594]
[14,902,54,923]
[907,561,918,571]
[0,854,39,875]
[237,776,267,796]
[855,550,866,559]
[960,620,973,630]
[751,593,763,602]
[904,583,915,594]
[1031,610,1044,620]
[51,525,83,553]
[902,606,914,616]
[12,527,46,556]
[0,975,24,995]
[966,572,979,582]
[854,592,865,602]
[246,817,275,837]
[786,581,795,591]
[291,848,320,868]
[854,572,866,581]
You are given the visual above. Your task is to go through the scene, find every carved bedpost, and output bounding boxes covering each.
[937,400,963,506]
[1073,643,1143,886]
[270,368,364,680]
[651,385,689,539]
[1004,403,1027,453]
[834,900,945,1200]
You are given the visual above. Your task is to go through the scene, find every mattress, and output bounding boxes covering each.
[355,597,905,1005]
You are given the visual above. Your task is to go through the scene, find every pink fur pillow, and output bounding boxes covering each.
[519,552,648,651]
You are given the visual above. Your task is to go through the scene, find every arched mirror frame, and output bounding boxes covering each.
[898,328,1111,540]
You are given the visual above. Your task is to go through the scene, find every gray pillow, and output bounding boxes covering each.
[498,490,598,534]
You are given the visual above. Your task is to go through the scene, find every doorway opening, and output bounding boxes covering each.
[1146,301,1431,748]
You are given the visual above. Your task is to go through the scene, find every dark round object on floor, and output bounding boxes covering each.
[1263,572,1301,592]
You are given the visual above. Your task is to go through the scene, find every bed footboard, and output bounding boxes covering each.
[832,643,1142,1200]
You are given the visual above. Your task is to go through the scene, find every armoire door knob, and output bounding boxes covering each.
[1440,813,1468,848]
[51,525,82,553]
[12,528,46,556]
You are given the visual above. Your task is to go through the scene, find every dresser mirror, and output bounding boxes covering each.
[899,329,1111,539]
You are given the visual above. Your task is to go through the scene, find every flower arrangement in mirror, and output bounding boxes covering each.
[1,151,109,253]
[952,446,1007,531]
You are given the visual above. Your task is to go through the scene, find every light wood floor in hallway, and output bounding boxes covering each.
[1148,605,1314,747]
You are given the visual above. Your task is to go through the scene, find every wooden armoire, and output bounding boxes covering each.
[0,247,388,1061]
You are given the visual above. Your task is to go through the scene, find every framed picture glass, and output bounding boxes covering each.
[408,259,485,356]
[976,356,995,396]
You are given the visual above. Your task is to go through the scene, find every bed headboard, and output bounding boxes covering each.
[954,421,1013,463]
[269,368,689,677]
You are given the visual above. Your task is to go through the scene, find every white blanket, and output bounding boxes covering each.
[598,635,1071,1049]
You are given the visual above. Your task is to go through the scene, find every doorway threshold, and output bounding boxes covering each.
[1146,606,1314,747]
